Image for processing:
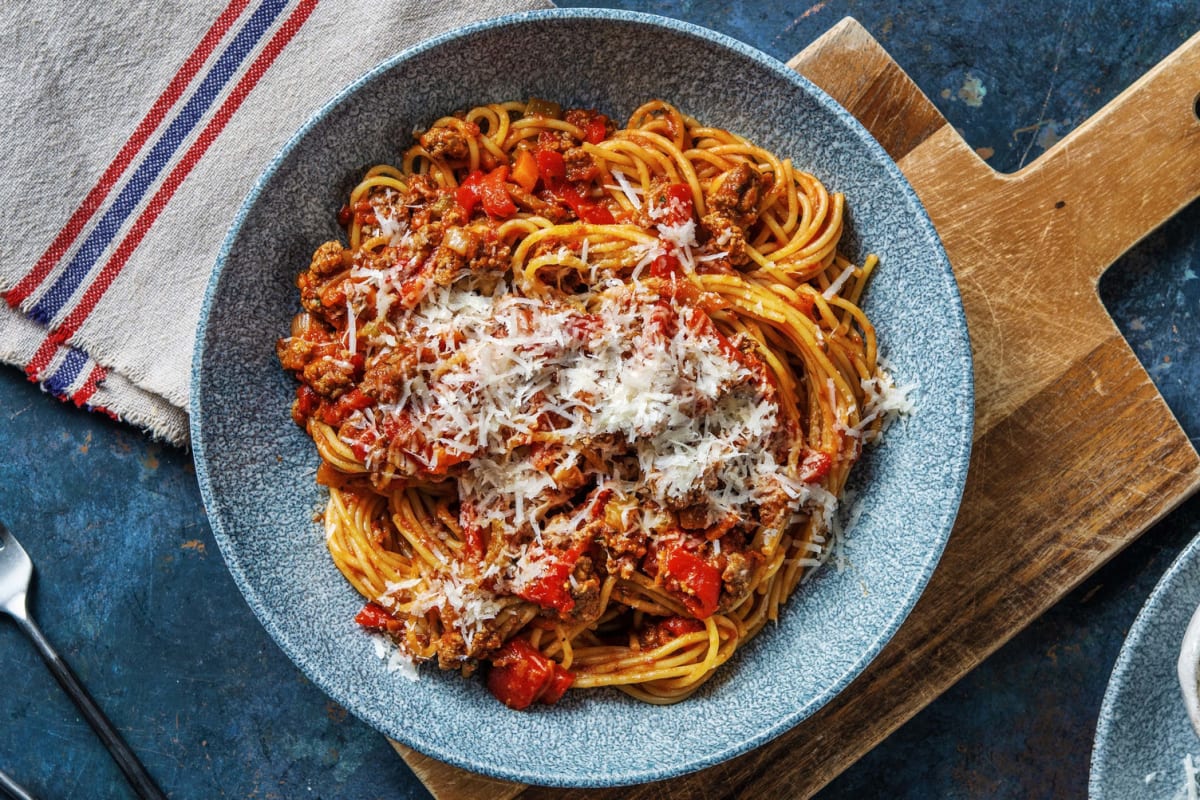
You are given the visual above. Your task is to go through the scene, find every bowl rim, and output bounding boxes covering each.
[191,7,974,787]
[1089,530,1200,796]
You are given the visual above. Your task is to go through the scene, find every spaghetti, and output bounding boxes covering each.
[276,99,911,709]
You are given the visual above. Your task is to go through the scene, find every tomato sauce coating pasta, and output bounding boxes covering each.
[276,99,909,708]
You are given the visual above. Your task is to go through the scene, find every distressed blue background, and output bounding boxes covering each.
[1,2,1198,797]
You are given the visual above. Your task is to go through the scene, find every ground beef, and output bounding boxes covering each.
[564,146,599,183]
[406,221,445,265]
[309,240,345,276]
[700,212,750,267]
[636,616,705,650]
[411,192,467,230]
[650,463,721,510]
[297,241,349,316]
[719,550,760,608]
[360,346,417,404]
[676,505,711,531]
[276,319,338,377]
[419,126,472,161]
[536,129,576,153]
[707,162,763,228]
[755,480,795,533]
[565,556,602,625]
[563,108,599,129]
[599,521,648,580]
[301,354,355,398]
[468,236,513,273]
[402,173,441,206]
[429,244,469,285]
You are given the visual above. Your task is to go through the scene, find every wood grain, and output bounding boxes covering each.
[401,18,1200,798]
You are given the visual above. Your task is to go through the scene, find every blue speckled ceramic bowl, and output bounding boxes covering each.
[1090,532,1200,798]
[191,9,973,787]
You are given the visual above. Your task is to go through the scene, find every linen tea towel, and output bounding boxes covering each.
[0,0,552,445]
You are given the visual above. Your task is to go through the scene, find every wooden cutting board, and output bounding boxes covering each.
[395,18,1200,799]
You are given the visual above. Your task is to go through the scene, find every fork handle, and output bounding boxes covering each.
[0,765,38,800]
[13,605,167,800]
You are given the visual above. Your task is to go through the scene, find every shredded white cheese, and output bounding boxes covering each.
[340,278,807,568]
[822,263,856,299]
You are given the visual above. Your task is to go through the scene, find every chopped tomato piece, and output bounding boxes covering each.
[459,501,486,559]
[651,182,694,225]
[487,638,575,710]
[535,149,567,185]
[321,388,373,426]
[516,542,585,613]
[293,384,321,422]
[661,616,706,638]
[539,665,575,704]
[511,149,539,192]
[426,443,473,475]
[661,544,722,619]
[553,184,615,224]
[534,148,614,223]
[350,198,376,226]
[649,253,681,280]
[319,279,347,309]
[479,165,517,218]
[584,116,608,144]
[799,449,833,483]
[354,602,398,631]
[578,200,615,225]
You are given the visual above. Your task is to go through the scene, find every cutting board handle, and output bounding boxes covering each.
[400,22,1200,800]
[1000,31,1200,286]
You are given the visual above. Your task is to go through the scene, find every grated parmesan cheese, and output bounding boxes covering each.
[339,277,809,571]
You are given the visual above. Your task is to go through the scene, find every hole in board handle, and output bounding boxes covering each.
[1194,91,1200,122]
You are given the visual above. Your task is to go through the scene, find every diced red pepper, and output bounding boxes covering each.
[293,384,321,422]
[651,183,694,226]
[455,170,485,216]
[649,253,681,280]
[336,203,353,227]
[554,184,615,224]
[516,542,585,613]
[459,501,485,559]
[511,149,539,193]
[535,150,567,185]
[584,116,608,145]
[575,197,615,225]
[479,165,517,218]
[487,638,575,710]
[660,616,706,638]
[538,664,575,704]
[799,449,833,483]
[534,147,613,223]
[661,544,722,619]
[355,602,397,631]
[321,388,373,426]
[426,443,474,475]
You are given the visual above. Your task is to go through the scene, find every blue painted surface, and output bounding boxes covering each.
[1,2,1197,797]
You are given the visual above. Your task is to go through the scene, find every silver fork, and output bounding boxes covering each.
[0,521,167,800]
